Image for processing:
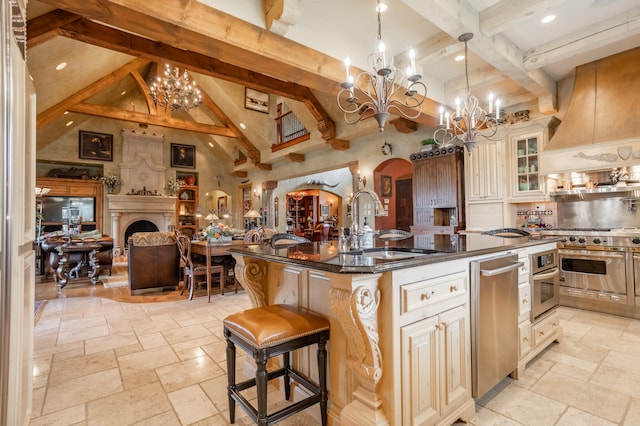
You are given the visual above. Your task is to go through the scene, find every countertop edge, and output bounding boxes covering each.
[228,237,562,274]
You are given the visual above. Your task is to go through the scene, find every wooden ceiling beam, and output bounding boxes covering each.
[26,9,81,49]
[56,17,339,144]
[129,69,158,115]
[287,153,305,162]
[36,57,151,129]
[38,0,440,125]
[68,103,237,137]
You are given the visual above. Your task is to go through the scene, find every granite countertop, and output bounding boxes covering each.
[228,234,562,274]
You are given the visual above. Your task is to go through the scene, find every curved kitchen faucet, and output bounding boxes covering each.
[349,188,388,250]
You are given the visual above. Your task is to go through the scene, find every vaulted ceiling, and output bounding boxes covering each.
[28,0,640,173]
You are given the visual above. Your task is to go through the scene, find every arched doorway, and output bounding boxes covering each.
[373,158,413,231]
[286,189,342,238]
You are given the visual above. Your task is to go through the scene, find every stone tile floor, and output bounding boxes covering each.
[30,292,640,425]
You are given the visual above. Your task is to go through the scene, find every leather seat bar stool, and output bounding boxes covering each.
[223,304,330,425]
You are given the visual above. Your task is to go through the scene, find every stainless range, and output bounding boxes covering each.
[532,228,640,318]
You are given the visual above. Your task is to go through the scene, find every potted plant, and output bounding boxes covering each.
[420,138,438,152]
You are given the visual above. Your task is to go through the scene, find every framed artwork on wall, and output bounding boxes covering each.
[171,143,196,169]
[381,175,392,197]
[79,130,113,161]
[244,87,269,113]
[218,196,227,215]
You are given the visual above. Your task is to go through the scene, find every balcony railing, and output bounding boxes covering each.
[273,110,310,151]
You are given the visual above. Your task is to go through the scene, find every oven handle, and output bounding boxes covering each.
[480,261,524,277]
[533,267,559,280]
[559,250,626,260]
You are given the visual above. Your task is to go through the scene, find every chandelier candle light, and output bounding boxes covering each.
[337,0,427,132]
[149,63,202,112]
[434,33,505,154]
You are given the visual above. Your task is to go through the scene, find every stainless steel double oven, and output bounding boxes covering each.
[530,249,560,321]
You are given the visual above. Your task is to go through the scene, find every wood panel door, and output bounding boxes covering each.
[396,178,413,231]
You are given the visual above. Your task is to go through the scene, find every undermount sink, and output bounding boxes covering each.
[352,247,441,260]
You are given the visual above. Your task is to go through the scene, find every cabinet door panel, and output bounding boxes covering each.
[439,306,470,415]
[413,161,433,208]
[435,156,457,207]
[402,316,440,426]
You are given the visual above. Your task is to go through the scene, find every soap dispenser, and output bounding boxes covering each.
[361,217,374,249]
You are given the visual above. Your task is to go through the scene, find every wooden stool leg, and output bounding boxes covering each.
[225,333,237,424]
[283,352,291,401]
[255,350,269,425]
[318,339,328,426]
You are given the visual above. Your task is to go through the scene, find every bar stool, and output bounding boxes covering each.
[223,304,330,425]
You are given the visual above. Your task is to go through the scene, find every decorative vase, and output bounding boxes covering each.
[185,175,196,185]
[208,236,222,244]
[222,236,232,243]
[107,184,120,194]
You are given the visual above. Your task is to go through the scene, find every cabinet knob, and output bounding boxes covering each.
[539,331,545,336]
[420,291,434,301]
[523,337,528,342]
[435,324,441,330]
[450,285,459,292]
[522,299,528,304]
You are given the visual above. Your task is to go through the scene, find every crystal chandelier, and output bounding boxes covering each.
[433,33,505,154]
[149,64,202,112]
[337,0,427,132]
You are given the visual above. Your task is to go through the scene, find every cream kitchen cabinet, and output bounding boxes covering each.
[395,266,474,426]
[465,138,503,201]
[508,117,560,201]
[401,305,469,425]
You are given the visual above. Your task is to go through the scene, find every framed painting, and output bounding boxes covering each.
[171,143,196,169]
[218,196,228,215]
[79,130,113,161]
[381,175,392,197]
[244,87,269,113]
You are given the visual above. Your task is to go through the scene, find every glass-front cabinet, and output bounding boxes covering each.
[515,135,540,193]
[509,116,560,201]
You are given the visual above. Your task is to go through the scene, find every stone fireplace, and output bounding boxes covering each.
[108,129,176,254]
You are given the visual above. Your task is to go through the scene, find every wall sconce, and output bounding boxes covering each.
[357,170,367,188]
[253,189,261,200]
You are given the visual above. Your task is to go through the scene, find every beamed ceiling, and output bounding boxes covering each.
[27,0,640,173]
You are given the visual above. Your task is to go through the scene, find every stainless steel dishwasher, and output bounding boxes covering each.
[470,253,523,398]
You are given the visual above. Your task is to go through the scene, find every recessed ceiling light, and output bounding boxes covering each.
[65,120,74,127]
[120,90,126,96]
[376,2,387,12]
[63,111,69,115]
[541,15,556,24]
[455,55,465,62]
[208,142,214,148]
[55,62,67,71]
[239,123,247,129]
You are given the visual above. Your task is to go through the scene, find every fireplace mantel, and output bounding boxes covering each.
[107,194,177,254]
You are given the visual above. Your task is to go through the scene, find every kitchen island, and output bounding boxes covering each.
[229,234,561,426]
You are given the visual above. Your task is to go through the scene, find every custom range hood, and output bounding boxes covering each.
[540,46,640,175]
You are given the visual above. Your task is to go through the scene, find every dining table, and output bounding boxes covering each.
[190,239,245,295]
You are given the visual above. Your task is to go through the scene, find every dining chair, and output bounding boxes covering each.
[176,233,224,302]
